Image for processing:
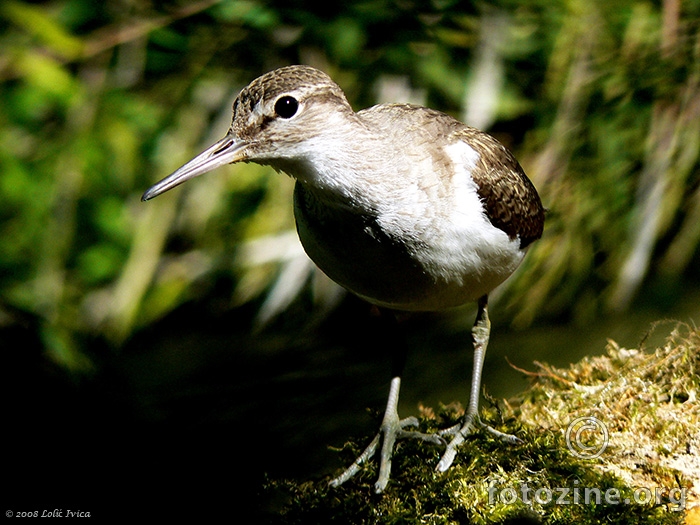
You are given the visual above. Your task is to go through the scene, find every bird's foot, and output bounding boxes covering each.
[436,413,522,472]
[330,415,445,493]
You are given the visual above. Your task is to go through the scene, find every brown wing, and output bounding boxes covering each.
[455,128,545,249]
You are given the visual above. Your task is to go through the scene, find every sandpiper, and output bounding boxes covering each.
[142,65,545,493]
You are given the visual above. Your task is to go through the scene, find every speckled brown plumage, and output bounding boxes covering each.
[455,128,545,249]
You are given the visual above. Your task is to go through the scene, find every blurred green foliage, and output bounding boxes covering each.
[1,0,699,372]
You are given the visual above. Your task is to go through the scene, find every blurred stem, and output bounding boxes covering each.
[607,0,682,311]
[659,40,700,276]
[35,61,105,321]
[0,0,222,81]
[661,0,680,57]
[463,8,507,130]
[31,59,107,370]
[82,0,222,59]
[532,3,597,187]
[104,196,177,343]
[660,185,700,276]
[607,106,678,310]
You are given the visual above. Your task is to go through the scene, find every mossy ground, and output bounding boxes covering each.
[263,322,699,524]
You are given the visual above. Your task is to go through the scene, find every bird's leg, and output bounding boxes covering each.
[436,295,521,472]
[330,313,444,493]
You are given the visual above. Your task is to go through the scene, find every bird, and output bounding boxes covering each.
[142,65,545,493]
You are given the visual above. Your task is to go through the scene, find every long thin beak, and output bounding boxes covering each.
[141,132,247,201]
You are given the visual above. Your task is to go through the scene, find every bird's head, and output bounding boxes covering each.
[142,65,356,201]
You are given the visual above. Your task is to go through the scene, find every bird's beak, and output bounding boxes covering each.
[141,131,247,201]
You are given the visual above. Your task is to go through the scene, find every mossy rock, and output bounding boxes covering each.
[264,322,699,524]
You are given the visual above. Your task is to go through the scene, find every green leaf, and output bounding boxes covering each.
[2,0,84,60]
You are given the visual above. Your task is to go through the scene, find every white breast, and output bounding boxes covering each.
[374,140,526,305]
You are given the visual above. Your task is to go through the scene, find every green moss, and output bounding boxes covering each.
[264,322,698,524]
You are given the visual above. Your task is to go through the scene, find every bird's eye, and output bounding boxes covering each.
[274,96,299,119]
